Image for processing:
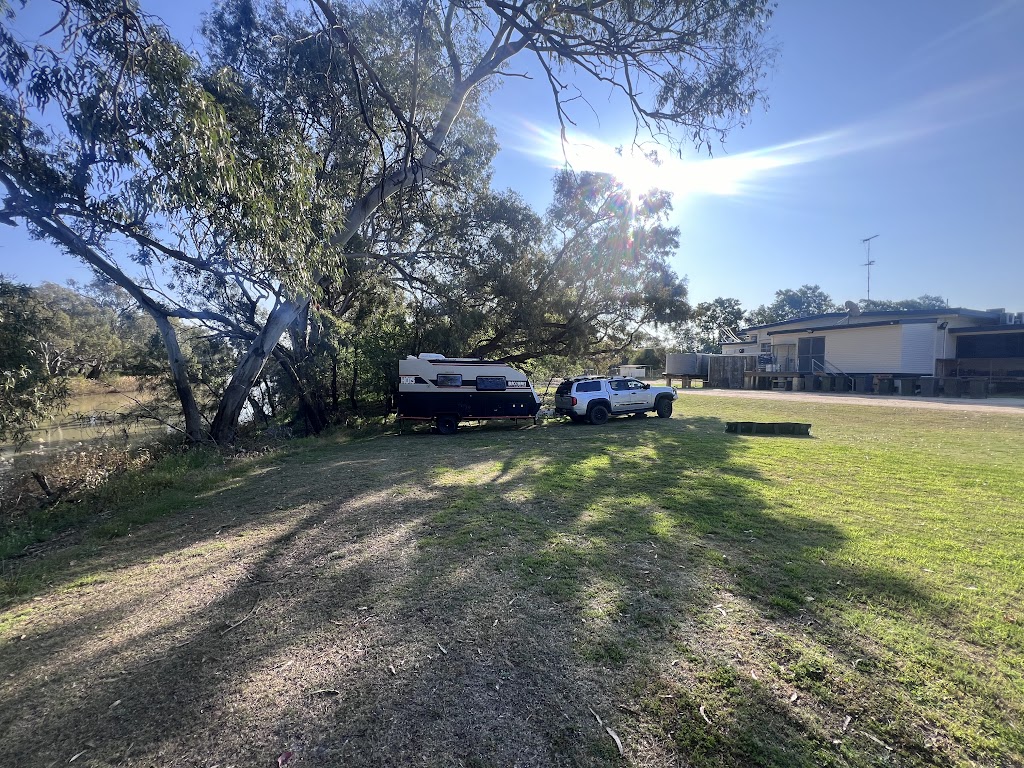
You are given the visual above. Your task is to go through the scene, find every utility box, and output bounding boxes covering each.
[968,379,988,399]
[919,377,938,397]
[942,377,962,397]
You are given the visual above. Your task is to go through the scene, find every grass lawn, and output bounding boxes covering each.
[1,393,1022,767]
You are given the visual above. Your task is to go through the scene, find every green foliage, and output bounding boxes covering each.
[0,278,67,443]
[630,346,664,371]
[860,294,948,311]
[689,297,745,353]
[31,282,123,378]
[412,173,690,365]
[745,285,840,325]
[1,0,776,442]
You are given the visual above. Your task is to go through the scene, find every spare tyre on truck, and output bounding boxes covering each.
[396,354,542,434]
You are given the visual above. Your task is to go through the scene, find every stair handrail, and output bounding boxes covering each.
[811,358,846,376]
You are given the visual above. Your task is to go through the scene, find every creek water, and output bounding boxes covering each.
[0,391,166,477]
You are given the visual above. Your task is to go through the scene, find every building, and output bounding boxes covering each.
[723,308,1024,394]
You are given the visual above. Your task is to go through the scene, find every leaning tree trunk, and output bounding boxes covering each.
[209,297,310,445]
[30,214,209,443]
[153,314,206,442]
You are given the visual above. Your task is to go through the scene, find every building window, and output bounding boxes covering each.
[957,333,1024,358]
[761,342,772,353]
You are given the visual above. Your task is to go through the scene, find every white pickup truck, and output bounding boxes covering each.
[553,376,677,425]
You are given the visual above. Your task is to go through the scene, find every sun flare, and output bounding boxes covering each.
[509,76,1011,205]
[514,124,795,203]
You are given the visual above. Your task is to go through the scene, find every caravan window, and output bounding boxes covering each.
[476,376,507,391]
[436,374,463,387]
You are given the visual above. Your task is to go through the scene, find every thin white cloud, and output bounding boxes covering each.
[913,0,1022,59]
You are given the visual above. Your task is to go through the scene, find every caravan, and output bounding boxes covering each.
[397,354,541,434]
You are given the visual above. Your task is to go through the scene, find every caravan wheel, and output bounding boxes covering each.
[436,416,459,435]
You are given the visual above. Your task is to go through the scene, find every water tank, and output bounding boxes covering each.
[666,353,706,376]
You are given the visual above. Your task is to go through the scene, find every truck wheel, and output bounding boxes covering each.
[588,404,610,425]
[656,398,673,419]
[436,416,458,434]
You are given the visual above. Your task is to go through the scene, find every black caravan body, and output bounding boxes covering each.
[397,354,541,433]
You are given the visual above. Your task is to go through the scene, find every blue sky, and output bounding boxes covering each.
[2,1,1023,313]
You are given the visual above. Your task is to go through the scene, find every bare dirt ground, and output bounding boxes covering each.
[678,387,1024,414]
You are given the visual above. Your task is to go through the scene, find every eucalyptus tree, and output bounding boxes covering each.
[0,278,68,444]
[690,296,745,353]
[407,171,689,364]
[745,285,840,325]
[0,1,350,442]
[303,0,777,254]
[0,0,775,442]
[860,295,948,312]
[32,282,125,378]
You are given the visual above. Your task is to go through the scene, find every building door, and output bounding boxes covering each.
[774,343,797,372]
[797,337,825,372]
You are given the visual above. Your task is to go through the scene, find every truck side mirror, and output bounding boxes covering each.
[643,383,650,389]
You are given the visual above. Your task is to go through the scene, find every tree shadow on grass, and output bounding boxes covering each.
[0,415,1014,767]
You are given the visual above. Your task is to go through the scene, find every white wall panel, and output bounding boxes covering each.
[770,326,902,372]
[825,326,902,372]
[901,324,939,373]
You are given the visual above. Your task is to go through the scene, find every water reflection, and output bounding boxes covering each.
[0,392,166,477]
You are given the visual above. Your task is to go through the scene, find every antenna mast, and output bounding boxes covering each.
[861,234,879,301]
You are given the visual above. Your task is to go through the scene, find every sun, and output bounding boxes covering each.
[512,122,798,203]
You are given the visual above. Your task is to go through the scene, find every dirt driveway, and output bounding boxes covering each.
[678,387,1024,414]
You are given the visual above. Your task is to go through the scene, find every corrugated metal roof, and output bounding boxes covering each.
[948,324,1024,335]
[741,308,1000,333]
[765,318,937,336]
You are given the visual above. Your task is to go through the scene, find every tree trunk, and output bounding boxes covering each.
[349,344,359,411]
[330,351,339,413]
[209,297,309,445]
[29,215,208,443]
[247,394,270,426]
[263,380,277,417]
[153,314,206,442]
